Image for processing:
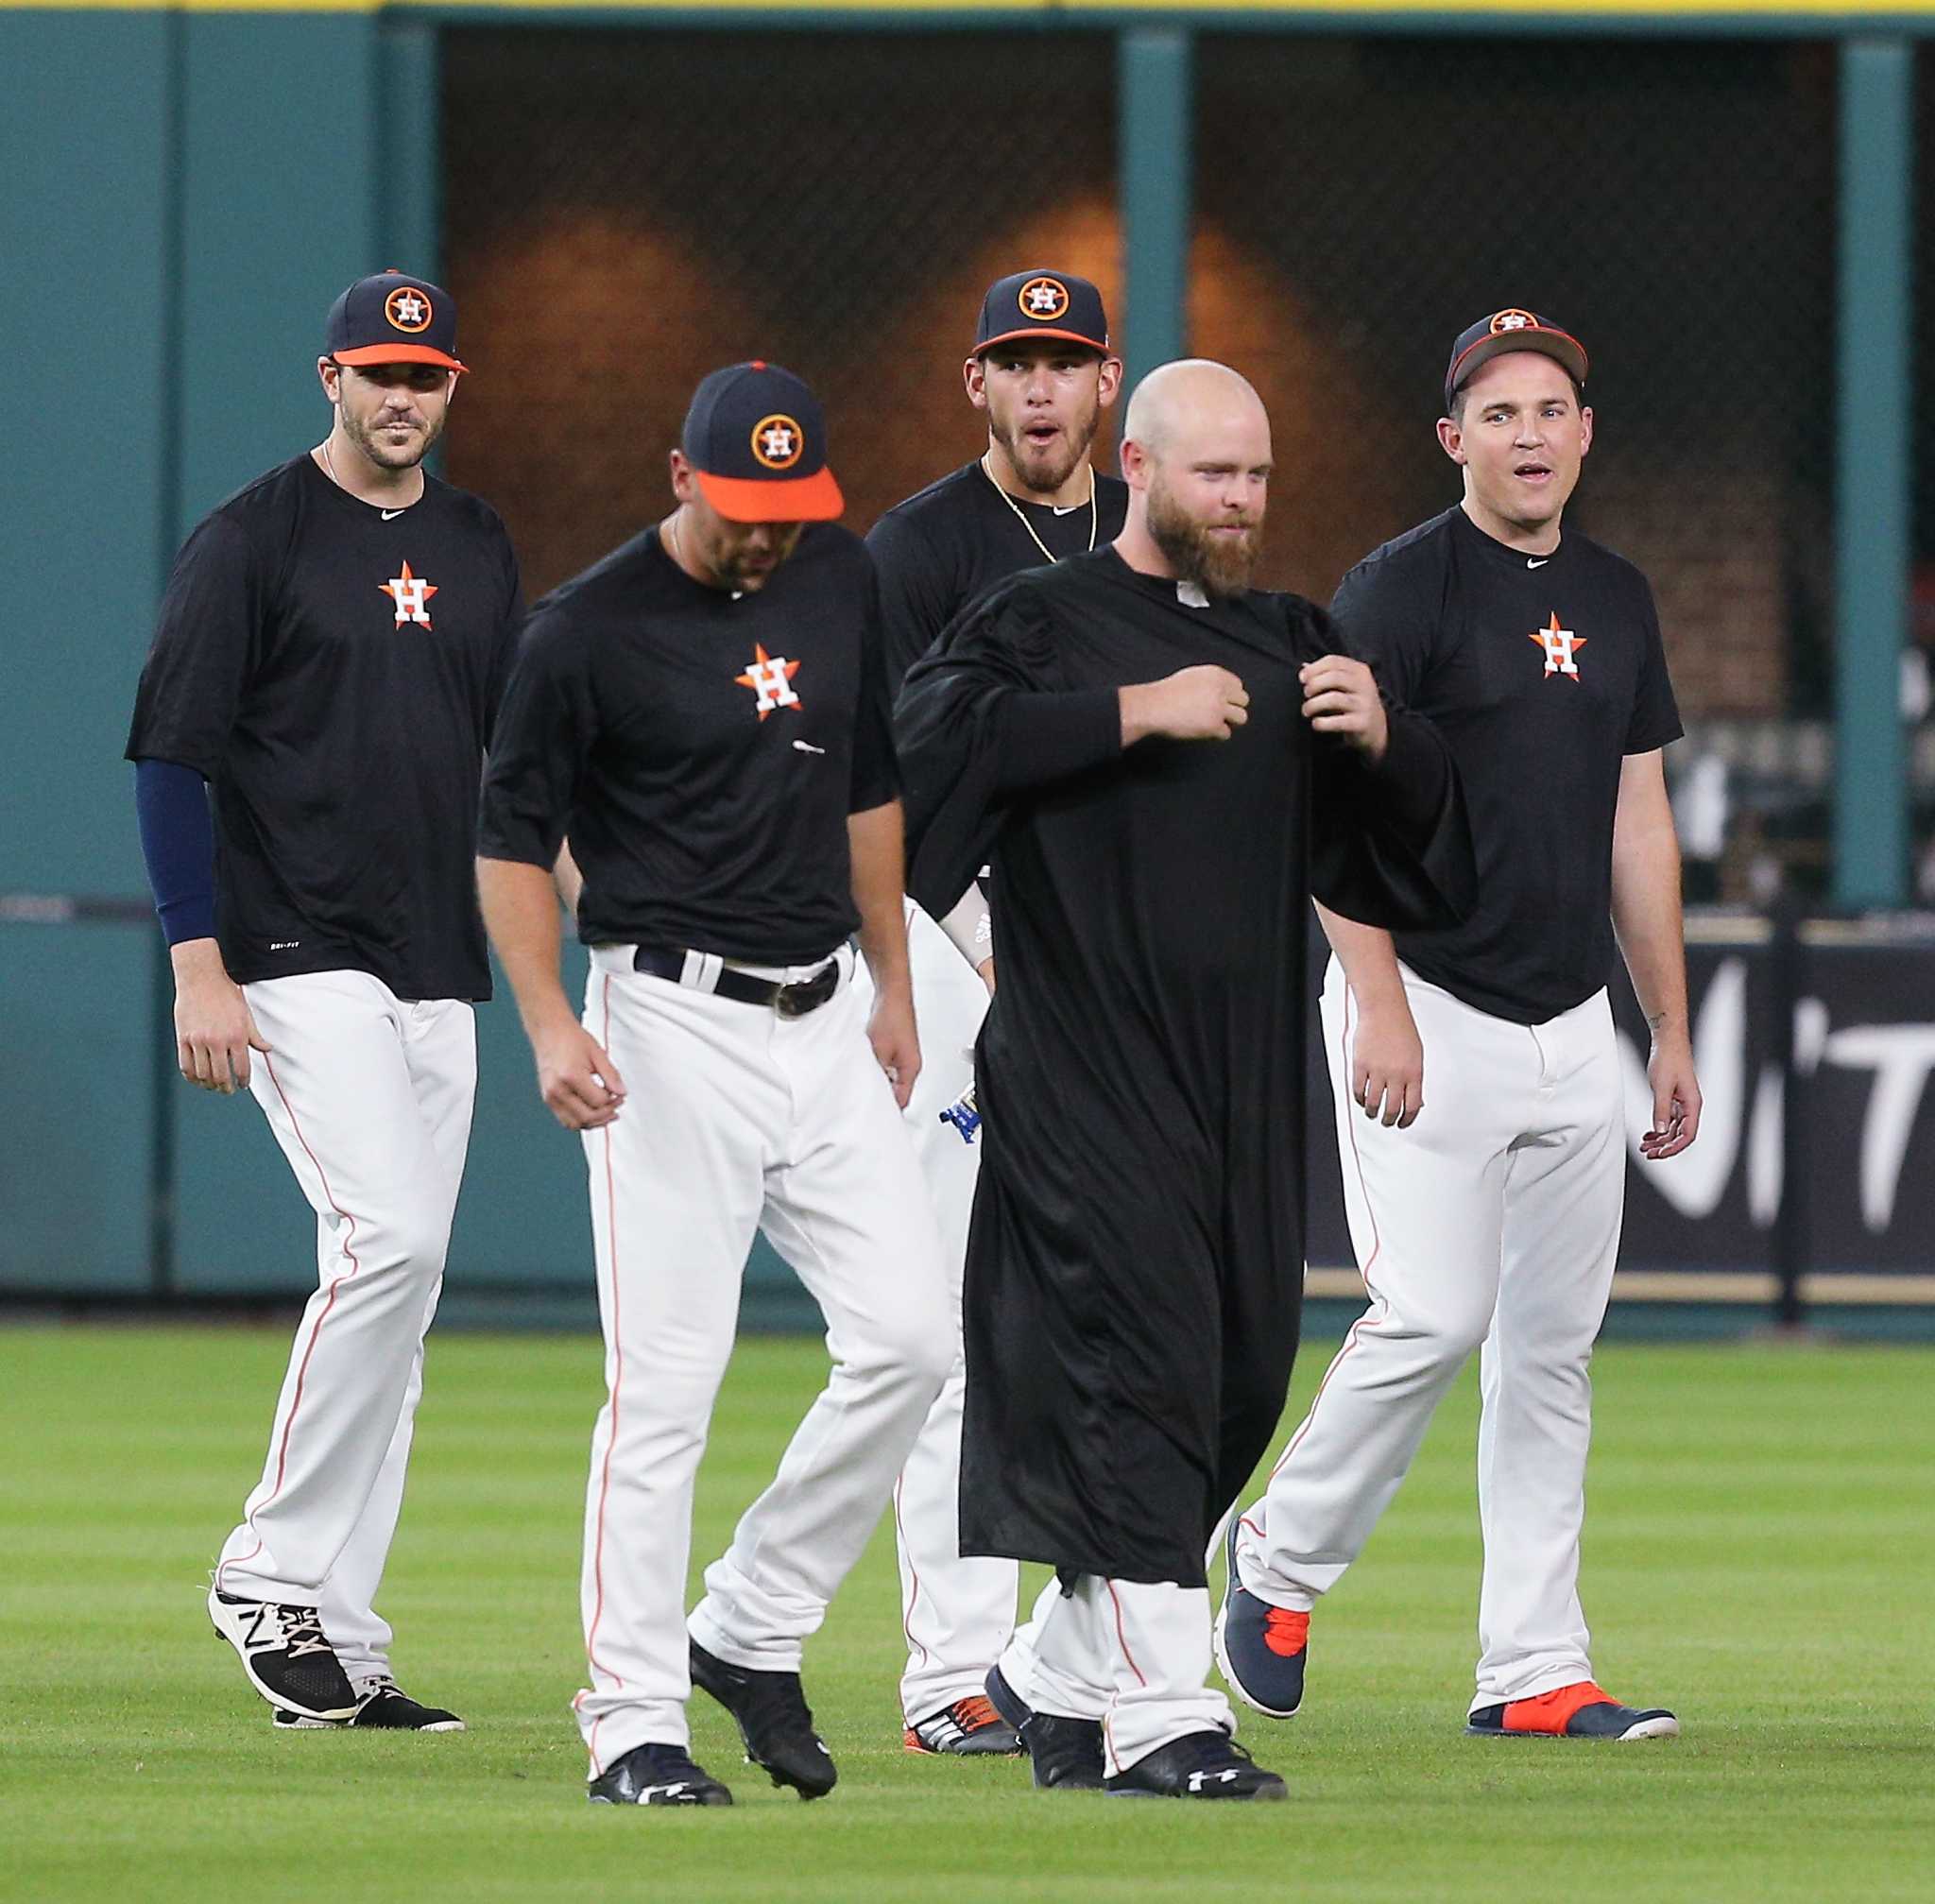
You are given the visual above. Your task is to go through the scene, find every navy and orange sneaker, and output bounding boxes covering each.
[1466,1680,1679,1741]
[1212,1518,1310,1720]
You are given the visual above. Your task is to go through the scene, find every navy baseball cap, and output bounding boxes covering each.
[681,361,844,523]
[326,268,466,374]
[975,269,1111,356]
[1444,308,1587,408]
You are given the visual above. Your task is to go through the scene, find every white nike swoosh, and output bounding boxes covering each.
[382,509,406,521]
[1527,557,1549,569]
[1052,504,1082,516]
[792,741,827,756]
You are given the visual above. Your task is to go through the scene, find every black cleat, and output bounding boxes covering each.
[208,1586,357,1721]
[273,1676,465,1731]
[589,1741,734,1807]
[688,1638,837,1799]
[984,1663,1034,1730]
[986,1662,1104,1791]
[1105,1729,1288,1801]
[904,1693,1022,1756]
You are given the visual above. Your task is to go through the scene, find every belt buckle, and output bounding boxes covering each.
[776,962,838,1019]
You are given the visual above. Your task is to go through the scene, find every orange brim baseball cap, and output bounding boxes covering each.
[325,269,468,374]
[683,361,844,523]
[1445,308,1586,407]
[975,268,1110,355]
[695,465,844,523]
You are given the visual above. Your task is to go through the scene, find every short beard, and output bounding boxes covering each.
[341,404,442,472]
[1146,474,1261,599]
[991,390,1101,498]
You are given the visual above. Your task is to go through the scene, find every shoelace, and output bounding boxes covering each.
[278,1604,334,1659]
[1262,1606,1310,1658]
[948,1695,1003,1733]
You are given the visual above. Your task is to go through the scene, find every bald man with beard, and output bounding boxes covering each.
[894,361,1474,1799]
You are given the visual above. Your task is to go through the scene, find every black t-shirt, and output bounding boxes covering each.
[1332,505,1682,1024]
[865,460,1131,694]
[477,523,898,965]
[126,454,523,1002]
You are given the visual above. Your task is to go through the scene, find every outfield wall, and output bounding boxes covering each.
[2,3,1931,1317]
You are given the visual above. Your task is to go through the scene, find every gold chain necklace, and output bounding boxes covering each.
[981,453,1096,564]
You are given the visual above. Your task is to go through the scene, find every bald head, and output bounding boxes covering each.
[1122,359,1268,459]
[1116,358,1271,600]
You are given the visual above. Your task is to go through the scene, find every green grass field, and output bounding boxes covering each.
[4,1325,1929,1902]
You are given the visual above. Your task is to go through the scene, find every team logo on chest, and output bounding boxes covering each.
[734,642,802,719]
[381,560,437,628]
[1528,609,1585,682]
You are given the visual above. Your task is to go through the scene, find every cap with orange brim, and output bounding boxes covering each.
[325,269,467,374]
[974,268,1111,356]
[1444,308,1587,409]
[683,361,844,523]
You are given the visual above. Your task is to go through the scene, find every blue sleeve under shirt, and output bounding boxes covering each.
[133,757,217,945]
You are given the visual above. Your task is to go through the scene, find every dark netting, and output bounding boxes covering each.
[441,27,1118,600]
[1193,35,1839,899]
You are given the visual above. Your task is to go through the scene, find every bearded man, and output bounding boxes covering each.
[894,360,1473,1800]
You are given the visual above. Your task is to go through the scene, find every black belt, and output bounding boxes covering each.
[631,946,844,1018]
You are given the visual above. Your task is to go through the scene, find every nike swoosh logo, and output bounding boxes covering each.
[792,741,826,756]
[1052,504,1082,516]
[382,509,406,521]
[1527,557,1549,569]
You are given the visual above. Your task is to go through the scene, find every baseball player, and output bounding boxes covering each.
[476,362,951,1809]
[897,361,1472,1799]
[862,268,1126,1757]
[126,271,522,1730]
[1219,311,1698,1741]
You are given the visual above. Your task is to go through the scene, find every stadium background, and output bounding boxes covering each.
[3,0,1933,1332]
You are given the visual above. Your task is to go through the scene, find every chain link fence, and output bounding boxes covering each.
[440,25,1907,901]
[441,26,1118,601]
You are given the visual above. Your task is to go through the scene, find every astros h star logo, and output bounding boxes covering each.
[385,286,433,334]
[1019,276,1071,323]
[735,643,802,718]
[1490,308,1538,334]
[750,415,804,472]
[1528,610,1585,681]
[382,561,437,628]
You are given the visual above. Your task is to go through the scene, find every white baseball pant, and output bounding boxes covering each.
[999,1575,1236,1772]
[852,904,1020,1727]
[214,969,475,1686]
[1232,957,1625,1709]
[572,944,952,1775]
